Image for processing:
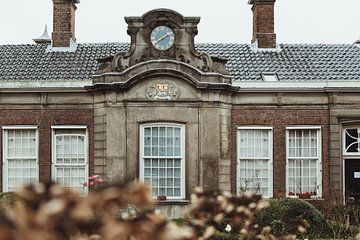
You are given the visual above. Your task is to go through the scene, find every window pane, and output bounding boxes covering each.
[238,129,271,158]
[237,159,270,197]
[144,159,151,167]
[159,159,166,167]
[287,159,318,195]
[288,129,318,158]
[145,168,151,177]
[345,129,360,153]
[7,159,37,192]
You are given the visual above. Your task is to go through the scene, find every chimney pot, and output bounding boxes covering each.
[249,0,276,49]
[52,0,80,47]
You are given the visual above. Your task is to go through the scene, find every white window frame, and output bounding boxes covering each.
[237,126,274,198]
[286,126,322,197]
[139,123,186,200]
[342,125,360,202]
[2,125,39,192]
[342,127,360,157]
[51,125,89,193]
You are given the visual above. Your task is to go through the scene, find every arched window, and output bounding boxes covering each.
[52,126,89,194]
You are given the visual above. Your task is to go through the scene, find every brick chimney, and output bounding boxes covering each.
[248,0,276,49]
[52,0,79,47]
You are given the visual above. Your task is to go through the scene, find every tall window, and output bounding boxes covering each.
[237,127,273,198]
[2,126,38,192]
[140,123,185,200]
[286,126,322,197]
[52,126,88,193]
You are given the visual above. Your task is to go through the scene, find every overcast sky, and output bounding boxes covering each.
[0,0,359,45]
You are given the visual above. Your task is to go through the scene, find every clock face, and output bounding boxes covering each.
[150,26,175,51]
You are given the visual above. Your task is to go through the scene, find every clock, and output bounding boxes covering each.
[150,26,175,51]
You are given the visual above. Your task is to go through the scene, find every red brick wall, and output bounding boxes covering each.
[231,107,330,199]
[0,109,94,191]
[251,1,276,48]
[52,0,77,47]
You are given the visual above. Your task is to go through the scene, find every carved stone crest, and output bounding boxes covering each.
[146,82,180,100]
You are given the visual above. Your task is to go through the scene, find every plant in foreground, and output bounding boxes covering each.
[0,182,305,240]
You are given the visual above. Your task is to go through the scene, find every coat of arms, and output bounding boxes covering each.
[146,82,180,100]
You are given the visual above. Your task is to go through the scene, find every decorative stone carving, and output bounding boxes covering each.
[95,9,229,76]
[91,9,235,91]
[146,81,180,100]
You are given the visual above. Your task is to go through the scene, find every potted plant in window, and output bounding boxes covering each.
[157,195,167,201]
[288,191,299,199]
[298,192,313,199]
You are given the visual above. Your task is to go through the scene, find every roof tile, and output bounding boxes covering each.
[0,43,360,83]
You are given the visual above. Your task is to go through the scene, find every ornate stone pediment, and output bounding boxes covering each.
[145,81,180,100]
[95,9,229,77]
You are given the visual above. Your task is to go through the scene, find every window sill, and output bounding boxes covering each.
[156,199,190,205]
[287,196,324,201]
[303,198,324,202]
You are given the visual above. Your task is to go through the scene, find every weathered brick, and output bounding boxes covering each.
[0,109,94,192]
[231,108,330,199]
[251,0,276,48]
[52,0,78,47]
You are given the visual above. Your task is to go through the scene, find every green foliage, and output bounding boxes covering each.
[0,192,17,207]
[256,198,332,239]
[172,218,185,226]
[315,202,360,239]
[211,231,240,240]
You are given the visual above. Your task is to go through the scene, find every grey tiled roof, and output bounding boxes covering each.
[0,42,360,83]
[199,43,360,81]
[0,43,127,82]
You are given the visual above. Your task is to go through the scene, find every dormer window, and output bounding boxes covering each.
[261,73,278,82]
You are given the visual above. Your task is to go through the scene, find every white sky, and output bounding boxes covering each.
[0,0,359,45]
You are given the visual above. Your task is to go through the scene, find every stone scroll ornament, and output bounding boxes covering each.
[146,82,180,100]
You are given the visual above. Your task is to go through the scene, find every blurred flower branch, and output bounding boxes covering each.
[0,182,303,240]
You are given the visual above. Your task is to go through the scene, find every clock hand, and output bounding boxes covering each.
[155,32,173,44]
[155,35,167,44]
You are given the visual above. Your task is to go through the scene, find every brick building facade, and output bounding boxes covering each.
[1,0,360,216]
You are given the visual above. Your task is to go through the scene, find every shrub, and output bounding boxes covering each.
[0,192,18,207]
[211,231,240,240]
[0,192,16,204]
[256,198,332,239]
[315,201,360,239]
